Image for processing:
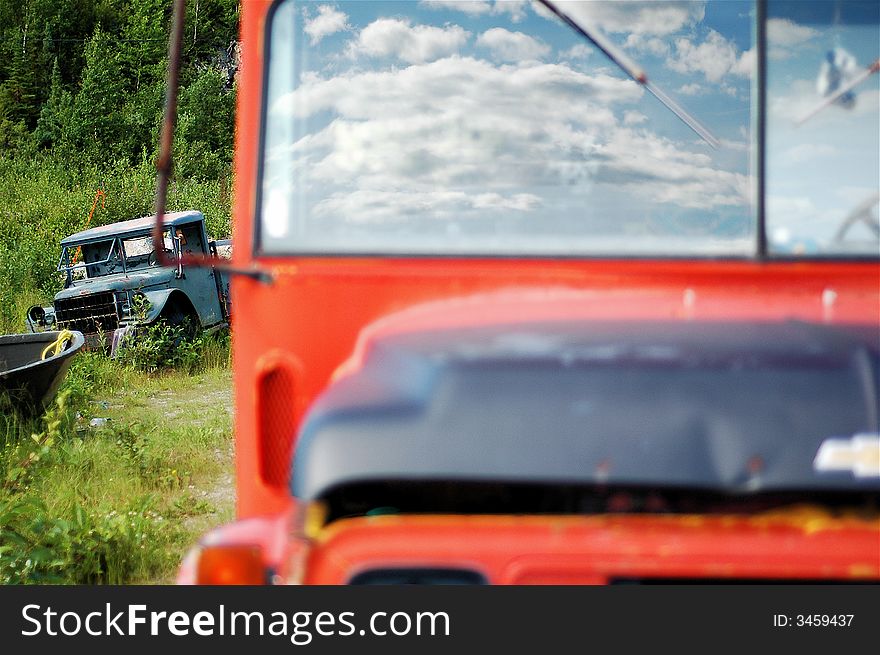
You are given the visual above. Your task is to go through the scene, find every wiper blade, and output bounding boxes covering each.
[796,58,880,126]
[537,0,721,149]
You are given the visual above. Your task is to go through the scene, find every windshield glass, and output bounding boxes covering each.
[766,0,879,256]
[260,0,755,256]
[122,231,175,270]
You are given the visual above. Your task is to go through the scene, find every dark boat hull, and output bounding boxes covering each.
[0,331,85,415]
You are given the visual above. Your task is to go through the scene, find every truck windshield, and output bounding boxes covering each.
[259,0,755,256]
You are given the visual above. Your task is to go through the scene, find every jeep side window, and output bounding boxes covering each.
[177,224,205,256]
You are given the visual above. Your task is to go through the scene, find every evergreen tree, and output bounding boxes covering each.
[34,58,72,149]
[0,0,239,172]
[119,0,169,93]
[182,0,240,82]
[0,27,40,127]
[35,0,102,88]
[175,67,235,180]
[68,27,127,163]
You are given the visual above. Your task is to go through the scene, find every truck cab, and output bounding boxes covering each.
[27,210,231,353]
[181,0,879,585]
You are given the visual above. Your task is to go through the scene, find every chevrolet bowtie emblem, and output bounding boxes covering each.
[814,434,880,478]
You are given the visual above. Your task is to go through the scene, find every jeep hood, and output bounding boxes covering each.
[55,269,176,300]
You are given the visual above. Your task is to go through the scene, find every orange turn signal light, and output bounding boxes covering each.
[196,544,267,585]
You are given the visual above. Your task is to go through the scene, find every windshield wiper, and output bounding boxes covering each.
[537,0,721,149]
[796,58,880,126]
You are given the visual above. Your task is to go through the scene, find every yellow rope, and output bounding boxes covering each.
[41,329,75,360]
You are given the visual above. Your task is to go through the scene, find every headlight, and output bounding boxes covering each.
[116,291,132,316]
[28,306,45,324]
[27,305,55,328]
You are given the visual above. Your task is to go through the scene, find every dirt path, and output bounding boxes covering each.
[91,367,236,581]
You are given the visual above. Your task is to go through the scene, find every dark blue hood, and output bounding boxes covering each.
[293,320,879,501]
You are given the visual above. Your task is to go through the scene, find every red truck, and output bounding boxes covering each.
[179,0,879,585]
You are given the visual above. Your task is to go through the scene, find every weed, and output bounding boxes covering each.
[2,390,71,493]
[170,492,217,519]
[112,423,188,491]
[0,495,183,584]
[116,295,229,374]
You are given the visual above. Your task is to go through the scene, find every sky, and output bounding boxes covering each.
[259,1,878,257]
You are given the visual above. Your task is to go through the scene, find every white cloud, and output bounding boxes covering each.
[556,1,706,36]
[269,55,747,225]
[678,82,703,96]
[494,1,529,22]
[303,5,349,45]
[778,143,837,166]
[731,48,754,77]
[720,83,739,97]
[313,189,542,223]
[767,18,818,48]
[623,110,647,125]
[590,128,748,209]
[421,1,528,22]
[768,195,816,217]
[719,137,749,152]
[347,18,470,63]
[560,43,592,60]
[477,28,550,62]
[280,57,641,122]
[528,0,558,22]
[623,34,670,57]
[770,77,879,126]
[421,0,492,15]
[668,30,751,83]
[767,195,819,244]
[429,0,704,34]
[766,19,820,60]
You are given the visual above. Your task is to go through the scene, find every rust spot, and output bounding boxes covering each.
[848,564,876,578]
[747,455,764,475]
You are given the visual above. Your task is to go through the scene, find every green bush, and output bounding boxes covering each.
[119,319,203,374]
[0,389,177,584]
[0,495,181,584]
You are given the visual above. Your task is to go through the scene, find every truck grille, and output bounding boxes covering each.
[54,291,120,334]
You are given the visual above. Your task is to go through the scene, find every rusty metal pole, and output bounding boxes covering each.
[152,0,270,283]
[154,0,187,268]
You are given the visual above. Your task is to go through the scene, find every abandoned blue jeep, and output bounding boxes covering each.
[26,210,231,355]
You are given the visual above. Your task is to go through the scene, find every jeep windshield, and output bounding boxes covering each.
[58,239,120,280]
[257,0,878,258]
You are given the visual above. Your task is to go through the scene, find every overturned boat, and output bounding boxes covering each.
[0,330,85,415]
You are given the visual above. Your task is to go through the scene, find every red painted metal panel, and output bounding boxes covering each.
[303,514,880,584]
